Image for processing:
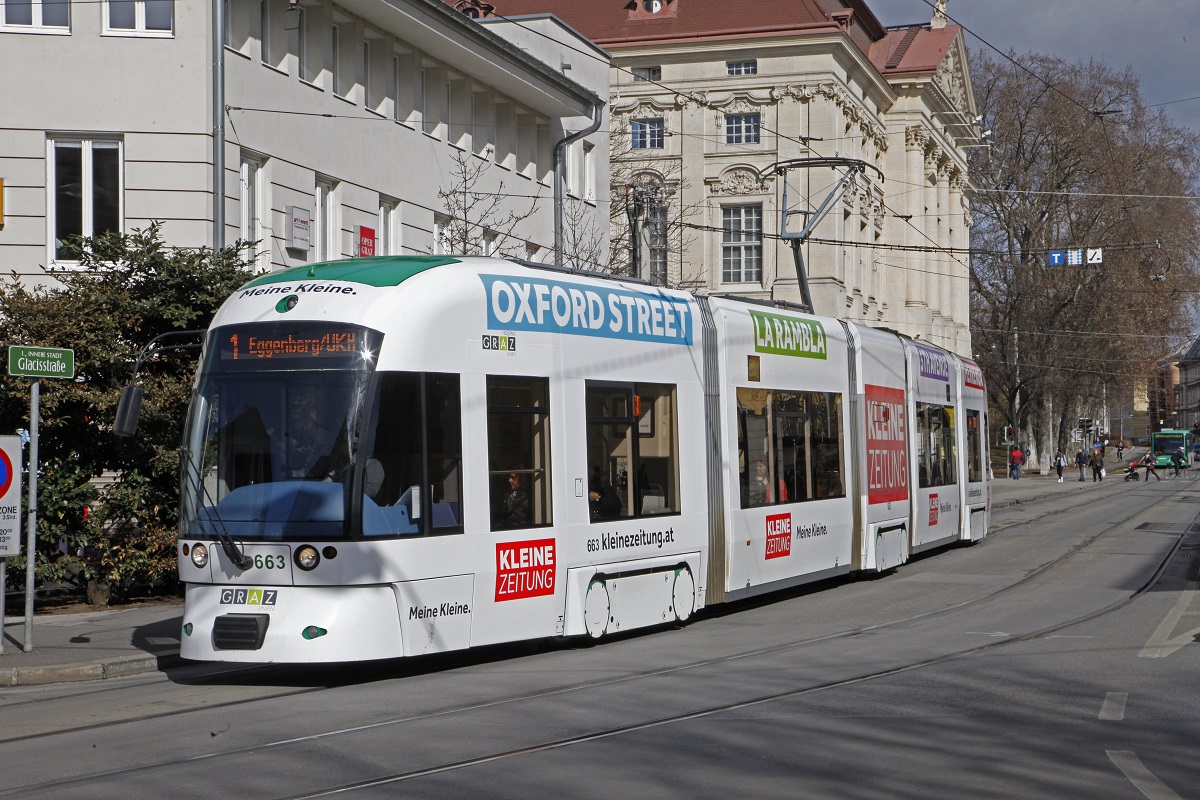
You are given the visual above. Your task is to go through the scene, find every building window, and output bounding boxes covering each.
[631,66,661,83]
[361,39,371,107]
[487,376,552,530]
[583,142,595,202]
[378,199,396,255]
[331,23,342,96]
[727,60,757,76]
[239,155,264,268]
[433,214,450,255]
[49,138,122,262]
[106,0,173,35]
[725,113,760,144]
[631,118,664,150]
[721,204,762,283]
[296,7,309,81]
[2,0,70,29]
[314,179,336,261]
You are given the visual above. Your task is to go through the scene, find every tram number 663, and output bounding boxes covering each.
[586,539,600,553]
[254,554,286,570]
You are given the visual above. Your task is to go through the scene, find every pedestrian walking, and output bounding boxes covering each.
[1143,451,1162,482]
[1075,448,1087,482]
[1089,449,1104,482]
[1009,446,1024,480]
[1054,450,1066,482]
[1116,442,1124,461]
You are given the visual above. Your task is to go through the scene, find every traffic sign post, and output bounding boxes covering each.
[7,345,74,653]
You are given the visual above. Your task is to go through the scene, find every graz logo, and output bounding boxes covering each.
[220,588,278,606]
[482,334,517,352]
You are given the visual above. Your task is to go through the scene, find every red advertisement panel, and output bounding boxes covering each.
[495,538,556,601]
[358,226,376,257]
[928,494,940,526]
[865,384,908,504]
[765,513,792,560]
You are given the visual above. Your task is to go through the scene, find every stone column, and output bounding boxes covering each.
[904,127,928,311]
[937,157,953,342]
[924,143,942,330]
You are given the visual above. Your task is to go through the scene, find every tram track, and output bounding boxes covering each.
[2,478,1196,798]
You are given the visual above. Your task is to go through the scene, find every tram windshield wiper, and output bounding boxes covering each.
[181,446,253,571]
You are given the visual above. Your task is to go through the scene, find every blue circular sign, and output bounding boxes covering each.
[0,448,12,498]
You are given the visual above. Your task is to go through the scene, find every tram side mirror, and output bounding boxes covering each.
[114,385,144,438]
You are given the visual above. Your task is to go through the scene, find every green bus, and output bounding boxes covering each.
[1149,429,1193,469]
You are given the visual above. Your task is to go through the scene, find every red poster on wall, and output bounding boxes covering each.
[358,226,376,257]
[865,384,908,504]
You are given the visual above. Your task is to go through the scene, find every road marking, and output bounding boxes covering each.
[1099,692,1127,720]
[1107,751,1181,799]
[965,631,1010,637]
[1139,589,1200,658]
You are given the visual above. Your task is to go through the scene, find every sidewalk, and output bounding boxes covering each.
[1,601,183,686]
[0,448,1180,687]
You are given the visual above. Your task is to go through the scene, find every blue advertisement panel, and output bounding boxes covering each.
[479,274,694,346]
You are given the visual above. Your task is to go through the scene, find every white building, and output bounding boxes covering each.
[470,0,979,354]
[0,0,609,282]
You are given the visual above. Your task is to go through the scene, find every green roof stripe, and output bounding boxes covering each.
[242,256,462,288]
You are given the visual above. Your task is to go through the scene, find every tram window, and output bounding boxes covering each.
[738,388,844,508]
[487,376,552,531]
[915,402,956,488]
[360,372,464,536]
[966,410,983,483]
[585,382,679,522]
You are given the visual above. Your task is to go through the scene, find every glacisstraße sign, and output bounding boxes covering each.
[7,345,74,379]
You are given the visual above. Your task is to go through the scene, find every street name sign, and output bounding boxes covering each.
[7,345,74,379]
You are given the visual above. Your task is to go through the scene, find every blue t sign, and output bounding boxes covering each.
[1049,250,1066,266]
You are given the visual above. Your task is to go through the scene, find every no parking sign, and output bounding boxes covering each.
[0,436,20,556]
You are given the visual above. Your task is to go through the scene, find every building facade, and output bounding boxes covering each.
[0,0,608,284]
[467,0,980,354]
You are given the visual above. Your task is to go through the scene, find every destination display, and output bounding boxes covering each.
[212,323,378,369]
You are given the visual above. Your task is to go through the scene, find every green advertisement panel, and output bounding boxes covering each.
[748,310,827,359]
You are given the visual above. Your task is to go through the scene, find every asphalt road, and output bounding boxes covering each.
[2,477,1198,799]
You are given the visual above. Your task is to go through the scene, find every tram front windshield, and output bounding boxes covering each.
[181,322,381,541]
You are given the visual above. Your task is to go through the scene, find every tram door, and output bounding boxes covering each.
[906,342,962,552]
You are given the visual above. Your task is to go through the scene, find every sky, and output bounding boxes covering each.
[873,0,1200,135]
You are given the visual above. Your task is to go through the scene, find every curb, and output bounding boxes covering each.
[1,650,183,687]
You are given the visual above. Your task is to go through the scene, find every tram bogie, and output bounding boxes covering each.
[157,255,986,664]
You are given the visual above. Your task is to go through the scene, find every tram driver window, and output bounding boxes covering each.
[916,402,956,488]
[360,372,464,536]
[738,388,844,507]
[585,382,679,522]
[486,376,552,530]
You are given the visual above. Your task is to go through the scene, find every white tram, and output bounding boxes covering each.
[171,256,988,663]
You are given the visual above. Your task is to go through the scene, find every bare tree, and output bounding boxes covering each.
[437,148,540,258]
[605,125,703,288]
[968,50,1200,454]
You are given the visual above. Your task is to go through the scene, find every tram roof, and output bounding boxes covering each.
[241,256,464,289]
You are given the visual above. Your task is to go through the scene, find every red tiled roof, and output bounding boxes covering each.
[870,24,960,76]
[455,0,889,56]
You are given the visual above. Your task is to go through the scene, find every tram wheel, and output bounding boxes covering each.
[672,565,696,623]
[583,578,610,639]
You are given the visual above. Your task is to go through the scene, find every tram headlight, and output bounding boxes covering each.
[191,543,209,568]
[294,545,320,571]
